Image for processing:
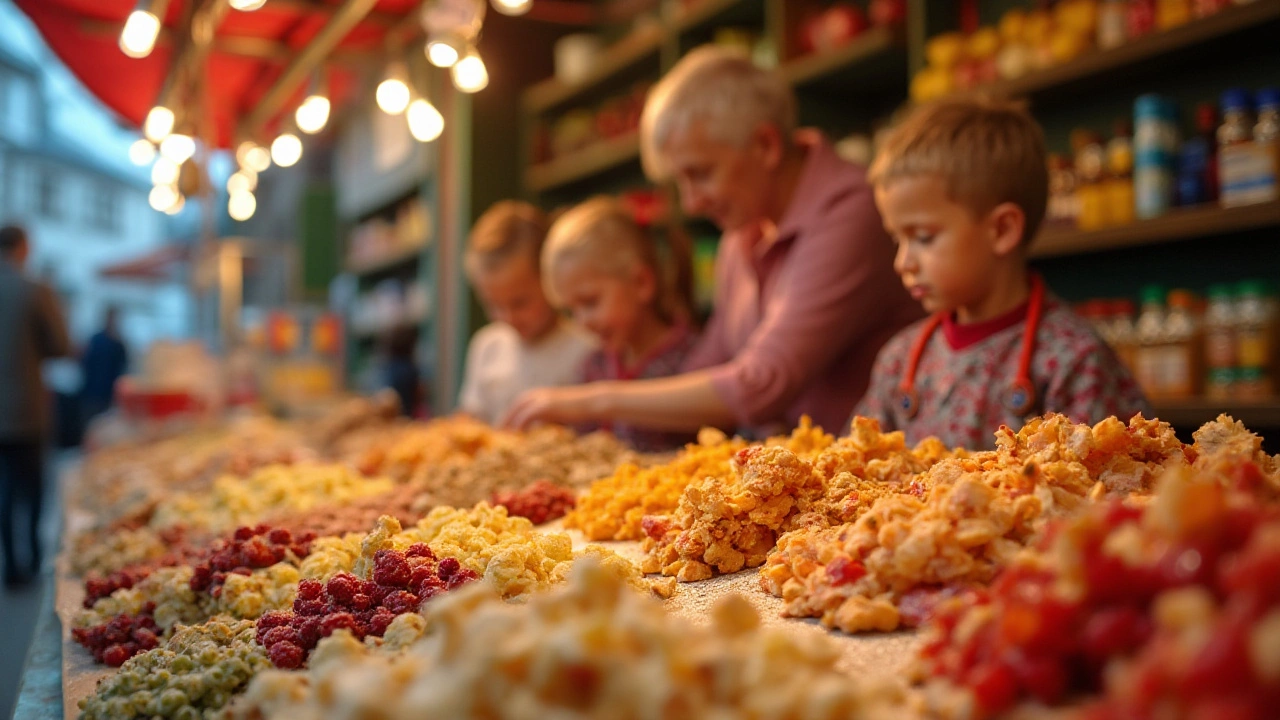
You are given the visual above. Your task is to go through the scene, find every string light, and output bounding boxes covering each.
[120,4,162,59]
[148,184,180,212]
[407,98,444,142]
[144,106,174,143]
[227,169,257,194]
[129,139,156,166]
[376,63,411,115]
[228,191,257,222]
[229,0,267,10]
[426,36,462,68]
[271,132,303,167]
[164,194,186,215]
[451,50,488,93]
[490,0,531,16]
[237,141,271,173]
[160,133,195,163]
[151,157,180,186]
[296,95,330,134]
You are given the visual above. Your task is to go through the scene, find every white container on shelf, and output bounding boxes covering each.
[555,34,603,85]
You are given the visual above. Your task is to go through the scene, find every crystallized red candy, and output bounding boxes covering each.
[72,610,161,666]
[189,526,315,594]
[256,545,478,668]
[491,480,577,525]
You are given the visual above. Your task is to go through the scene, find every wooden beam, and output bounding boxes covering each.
[78,20,372,64]
[258,0,401,28]
[243,0,382,135]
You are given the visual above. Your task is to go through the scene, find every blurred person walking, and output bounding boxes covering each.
[79,305,128,428]
[0,225,70,586]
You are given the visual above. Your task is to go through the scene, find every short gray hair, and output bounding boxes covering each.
[640,46,796,181]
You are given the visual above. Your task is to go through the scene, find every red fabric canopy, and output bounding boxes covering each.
[99,243,191,281]
[14,0,421,148]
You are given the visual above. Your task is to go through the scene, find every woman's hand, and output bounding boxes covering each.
[501,384,605,430]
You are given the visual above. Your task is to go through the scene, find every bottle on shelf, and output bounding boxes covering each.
[1235,280,1277,398]
[1218,88,1278,207]
[1204,283,1238,365]
[1156,0,1193,29]
[1163,289,1204,400]
[1109,298,1140,374]
[1134,94,1178,220]
[1254,87,1280,199]
[1135,285,1169,399]
[1047,153,1080,225]
[1073,130,1108,230]
[1098,0,1128,49]
[1106,120,1136,225]
[1196,102,1220,203]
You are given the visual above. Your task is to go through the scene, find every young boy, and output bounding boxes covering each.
[457,201,595,425]
[855,98,1150,450]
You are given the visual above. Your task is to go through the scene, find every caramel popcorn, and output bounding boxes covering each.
[227,557,909,720]
[761,413,1189,634]
[641,418,955,582]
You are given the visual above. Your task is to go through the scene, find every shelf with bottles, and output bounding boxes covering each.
[344,194,432,277]
[1149,396,1280,428]
[1034,82,1280,257]
[910,0,1280,105]
[1079,278,1279,415]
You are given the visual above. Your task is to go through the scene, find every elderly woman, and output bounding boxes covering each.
[503,47,921,437]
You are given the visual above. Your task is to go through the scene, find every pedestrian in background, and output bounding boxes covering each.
[0,225,70,586]
[79,305,128,429]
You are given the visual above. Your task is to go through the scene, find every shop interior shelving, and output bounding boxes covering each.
[517,0,1280,434]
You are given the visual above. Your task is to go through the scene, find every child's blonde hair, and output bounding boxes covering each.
[869,97,1048,245]
[465,200,548,278]
[543,196,690,325]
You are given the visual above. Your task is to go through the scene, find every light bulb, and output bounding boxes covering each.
[296,95,330,134]
[271,132,302,167]
[229,191,257,222]
[164,194,185,215]
[491,0,532,16]
[426,39,460,68]
[160,133,195,163]
[243,145,271,173]
[129,139,156,166]
[144,106,174,143]
[227,170,256,194]
[229,0,266,10]
[151,157,180,186]
[149,184,179,212]
[452,52,488,93]
[120,10,161,59]
[407,98,444,143]
[377,77,410,115]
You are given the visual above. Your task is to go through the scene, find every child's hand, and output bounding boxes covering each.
[501,385,599,430]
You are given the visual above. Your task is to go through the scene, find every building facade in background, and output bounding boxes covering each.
[0,44,191,358]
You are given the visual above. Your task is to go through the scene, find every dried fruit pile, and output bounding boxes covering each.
[226,558,906,720]
[71,608,162,667]
[256,544,477,669]
[491,479,576,524]
[914,432,1280,719]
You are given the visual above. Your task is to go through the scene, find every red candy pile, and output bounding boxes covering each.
[492,480,576,525]
[256,544,478,669]
[71,604,161,667]
[189,526,315,595]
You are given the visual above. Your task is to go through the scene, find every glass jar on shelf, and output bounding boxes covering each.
[1109,299,1139,374]
[1135,285,1169,398]
[1236,280,1277,394]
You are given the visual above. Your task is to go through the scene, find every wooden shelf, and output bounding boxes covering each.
[1031,201,1280,259]
[1152,397,1280,429]
[524,133,642,193]
[949,1,1280,103]
[672,0,753,34]
[345,243,425,277]
[779,26,905,88]
[523,25,664,116]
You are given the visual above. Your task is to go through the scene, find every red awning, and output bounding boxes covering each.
[99,243,191,281]
[14,0,422,148]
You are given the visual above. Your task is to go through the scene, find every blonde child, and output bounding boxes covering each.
[457,201,595,425]
[534,196,698,451]
[855,98,1149,450]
